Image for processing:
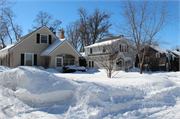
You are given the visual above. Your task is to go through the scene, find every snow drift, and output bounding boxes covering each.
[0,66,78,103]
[0,66,180,118]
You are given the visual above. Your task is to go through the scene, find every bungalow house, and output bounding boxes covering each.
[166,49,180,71]
[136,45,171,71]
[83,35,135,71]
[0,26,81,72]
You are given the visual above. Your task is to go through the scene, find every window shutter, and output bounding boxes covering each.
[37,34,40,43]
[21,54,24,65]
[49,35,52,44]
[127,45,129,53]
[120,44,121,52]
[34,54,37,66]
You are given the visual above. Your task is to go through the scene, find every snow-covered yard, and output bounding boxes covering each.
[0,66,180,119]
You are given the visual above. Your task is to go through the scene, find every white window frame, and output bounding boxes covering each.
[103,46,106,52]
[24,53,34,66]
[88,60,94,68]
[120,44,127,53]
[40,34,49,44]
[156,52,160,58]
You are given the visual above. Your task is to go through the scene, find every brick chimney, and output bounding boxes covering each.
[58,28,65,39]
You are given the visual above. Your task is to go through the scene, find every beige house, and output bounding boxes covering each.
[0,26,81,72]
[83,35,135,71]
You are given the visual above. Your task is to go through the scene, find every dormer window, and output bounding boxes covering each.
[156,52,160,58]
[103,46,106,52]
[40,34,48,44]
[119,44,127,53]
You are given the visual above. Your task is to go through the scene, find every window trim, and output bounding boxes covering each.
[24,53,34,66]
[90,48,92,54]
[103,46,106,52]
[40,34,49,44]
[156,52,160,58]
[120,44,127,53]
[89,60,94,68]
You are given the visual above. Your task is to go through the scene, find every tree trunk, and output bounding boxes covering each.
[139,63,143,74]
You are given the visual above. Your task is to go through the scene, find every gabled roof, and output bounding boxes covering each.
[150,45,167,54]
[41,39,81,57]
[41,39,65,56]
[167,50,180,57]
[0,26,58,58]
[96,35,123,43]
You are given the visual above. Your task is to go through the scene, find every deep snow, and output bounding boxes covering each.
[0,66,180,119]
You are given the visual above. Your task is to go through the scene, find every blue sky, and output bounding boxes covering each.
[12,0,179,50]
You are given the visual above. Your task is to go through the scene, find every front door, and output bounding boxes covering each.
[55,57,63,72]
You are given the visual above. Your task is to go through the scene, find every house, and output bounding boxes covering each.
[83,35,135,71]
[136,45,171,71]
[166,49,180,71]
[0,26,81,72]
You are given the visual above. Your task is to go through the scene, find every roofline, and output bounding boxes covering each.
[9,26,58,51]
[48,39,81,57]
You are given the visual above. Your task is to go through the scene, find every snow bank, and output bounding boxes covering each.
[0,66,180,118]
[0,66,12,72]
[45,68,60,73]
[0,66,78,103]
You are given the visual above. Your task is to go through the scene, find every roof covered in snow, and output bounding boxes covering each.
[85,38,123,48]
[150,45,167,54]
[40,39,65,56]
[167,50,180,57]
[0,43,16,58]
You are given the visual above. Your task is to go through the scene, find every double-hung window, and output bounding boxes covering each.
[25,53,34,66]
[156,52,160,58]
[89,60,94,68]
[40,34,48,44]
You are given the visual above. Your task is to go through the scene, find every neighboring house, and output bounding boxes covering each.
[136,45,171,71]
[166,49,180,71]
[83,35,135,71]
[0,26,81,72]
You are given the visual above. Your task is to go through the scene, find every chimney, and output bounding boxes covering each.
[58,28,65,39]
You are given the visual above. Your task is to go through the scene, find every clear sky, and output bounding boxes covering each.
[12,0,179,50]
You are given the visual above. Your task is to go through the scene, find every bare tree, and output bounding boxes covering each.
[118,0,174,74]
[32,11,62,34]
[77,7,112,52]
[90,38,130,78]
[0,0,22,48]
[66,20,80,50]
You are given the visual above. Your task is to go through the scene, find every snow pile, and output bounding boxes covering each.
[0,66,78,104]
[0,66,12,72]
[0,66,180,118]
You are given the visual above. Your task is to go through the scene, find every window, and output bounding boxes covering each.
[40,34,48,44]
[90,48,92,54]
[25,53,34,66]
[103,46,106,52]
[89,60,94,68]
[119,44,127,53]
[156,52,160,58]
[145,57,149,62]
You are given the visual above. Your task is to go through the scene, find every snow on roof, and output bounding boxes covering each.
[171,50,180,56]
[150,45,167,54]
[0,43,15,58]
[85,38,122,48]
[40,39,65,56]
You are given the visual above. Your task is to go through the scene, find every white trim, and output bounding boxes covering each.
[40,34,49,44]
[24,53,34,66]
[156,52,160,58]
[9,26,58,51]
[159,64,165,66]
[49,40,81,57]
[88,60,94,68]
[55,57,63,68]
